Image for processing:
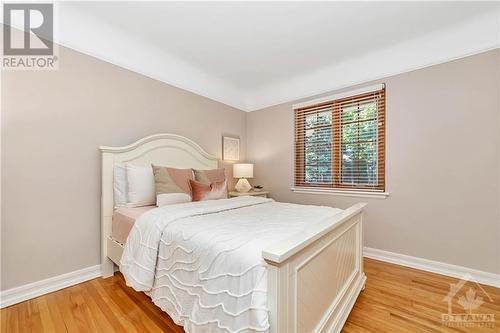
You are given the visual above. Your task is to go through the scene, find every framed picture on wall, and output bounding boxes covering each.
[222,136,240,161]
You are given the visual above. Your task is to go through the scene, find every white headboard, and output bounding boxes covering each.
[99,133,219,276]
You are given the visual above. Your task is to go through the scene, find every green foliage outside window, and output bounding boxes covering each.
[304,102,378,185]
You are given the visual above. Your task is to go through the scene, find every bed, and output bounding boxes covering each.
[100,133,367,333]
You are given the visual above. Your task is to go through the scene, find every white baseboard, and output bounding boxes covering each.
[364,247,500,288]
[0,265,101,308]
[1,248,498,309]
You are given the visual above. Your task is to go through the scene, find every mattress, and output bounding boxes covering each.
[111,206,155,244]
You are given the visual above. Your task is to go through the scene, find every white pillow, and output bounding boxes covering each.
[125,163,155,207]
[156,193,191,207]
[113,164,128,207]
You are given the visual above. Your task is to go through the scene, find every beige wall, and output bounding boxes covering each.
[1,46,247,290]
[2,44,499,292]
[247,50,500,274]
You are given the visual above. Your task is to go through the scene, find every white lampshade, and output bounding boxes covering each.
[233,163,254,178]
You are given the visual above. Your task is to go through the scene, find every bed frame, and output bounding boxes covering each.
[100,133,366,333]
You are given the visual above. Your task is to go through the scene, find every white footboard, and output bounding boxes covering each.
[263,203,366,333]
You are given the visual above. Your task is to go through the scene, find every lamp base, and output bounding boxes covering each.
[235,178,252,193]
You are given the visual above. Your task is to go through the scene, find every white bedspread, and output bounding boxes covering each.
[121,196,342,333]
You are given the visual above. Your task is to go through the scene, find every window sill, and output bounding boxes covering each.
[290,187,389,199]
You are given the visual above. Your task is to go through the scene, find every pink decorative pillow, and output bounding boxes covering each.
[189,179,228,202]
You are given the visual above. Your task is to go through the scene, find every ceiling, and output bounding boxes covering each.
[8,2,500,111]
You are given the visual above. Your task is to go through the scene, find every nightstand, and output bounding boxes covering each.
[229,191,269,198]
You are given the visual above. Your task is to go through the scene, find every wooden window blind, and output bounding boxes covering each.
[294,87,385,191]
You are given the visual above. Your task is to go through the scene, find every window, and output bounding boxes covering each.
[294,85,385,192]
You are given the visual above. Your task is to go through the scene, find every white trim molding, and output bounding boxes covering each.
[291,187,389,199]
[2,3,496,112]
[246,8,500,111]
[1,248,497,309]
[364,247,500,288]
[0,265,101,308]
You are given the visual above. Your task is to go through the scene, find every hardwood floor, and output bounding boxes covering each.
[1,258,499,332]
[346,259,499,333]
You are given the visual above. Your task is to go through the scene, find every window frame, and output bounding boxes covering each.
[294,86,386,194]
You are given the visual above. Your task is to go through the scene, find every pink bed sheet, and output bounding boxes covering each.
[111,206,155,245]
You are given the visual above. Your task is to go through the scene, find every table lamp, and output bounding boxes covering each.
[233,163,254,193]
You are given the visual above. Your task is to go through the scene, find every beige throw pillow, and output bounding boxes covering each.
[193,168,226,185]
[152,165,193,196]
